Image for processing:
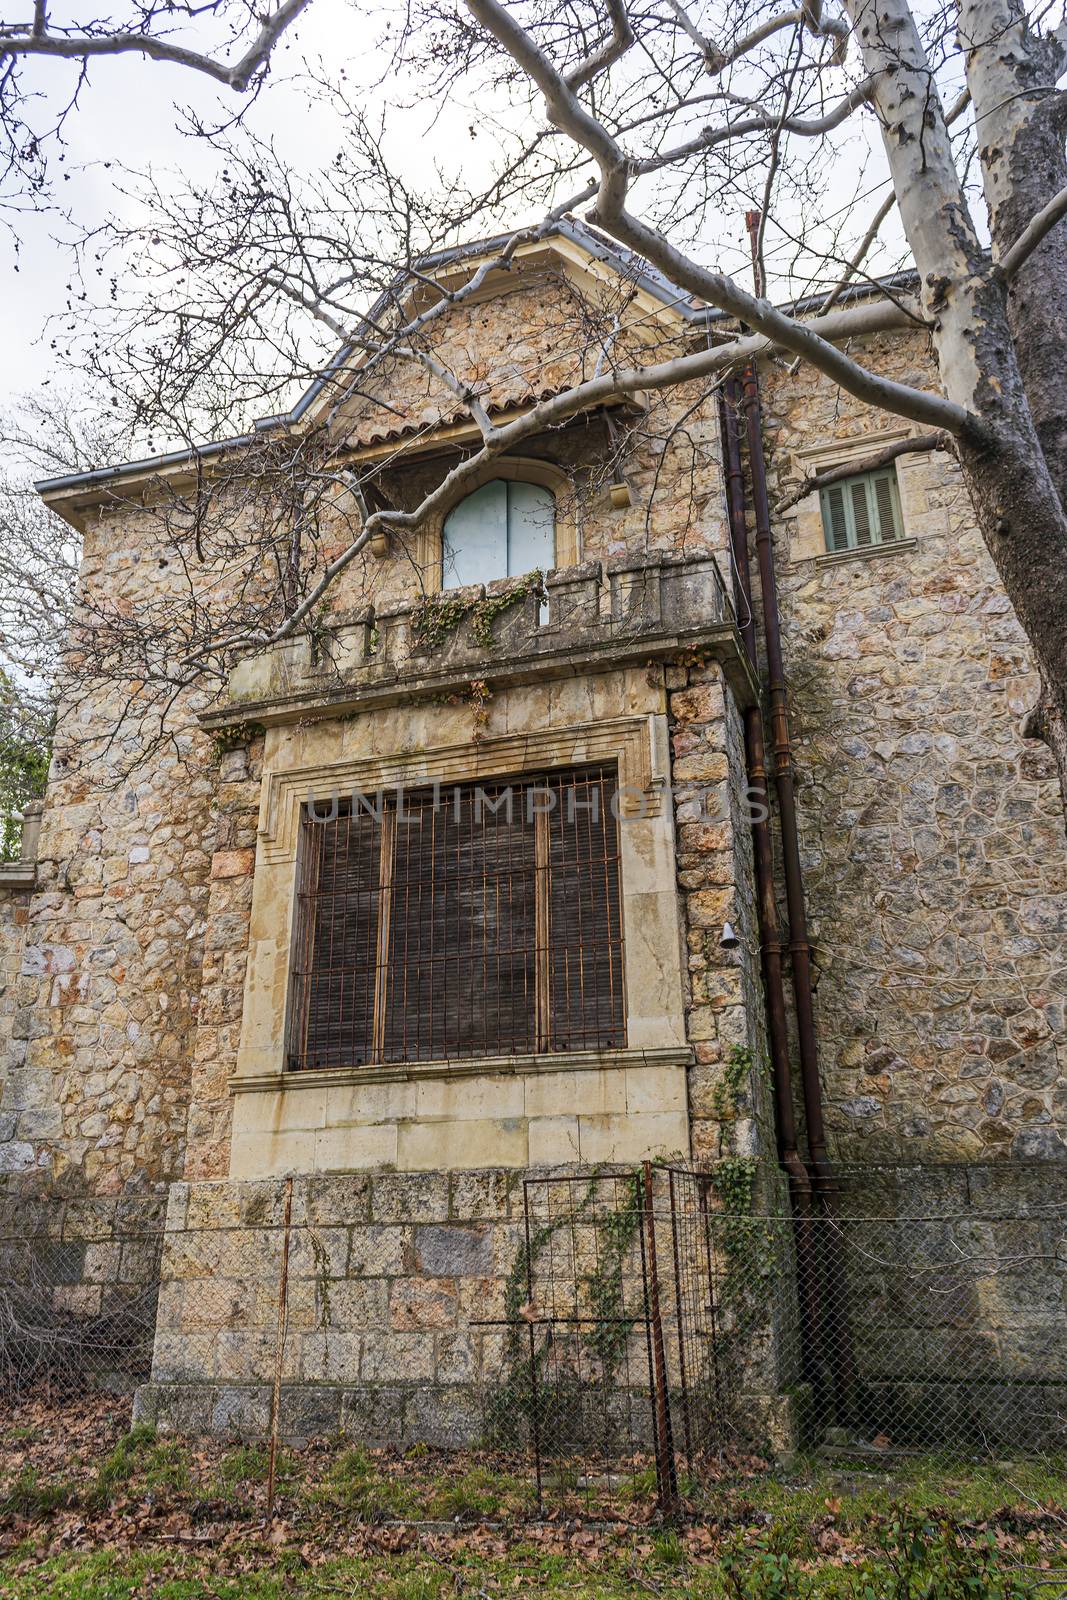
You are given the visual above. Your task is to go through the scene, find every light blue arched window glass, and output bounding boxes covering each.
[442,479,555,589]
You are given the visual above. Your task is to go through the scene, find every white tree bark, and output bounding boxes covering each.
[847,0,1067,810]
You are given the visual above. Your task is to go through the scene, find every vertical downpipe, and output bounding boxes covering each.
[733,228,859,1418]
[719,379,825,1405]
[739,365,832,1190]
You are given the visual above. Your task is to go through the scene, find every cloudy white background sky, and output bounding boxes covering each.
[2,1,909,442]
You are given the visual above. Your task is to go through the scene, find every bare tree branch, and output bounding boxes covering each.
[0,0,311,91]
[564,0,634,89]
[999,182,1067,278]
[819,193,896,312]
[774,429,953,512]
[463,0,972,436]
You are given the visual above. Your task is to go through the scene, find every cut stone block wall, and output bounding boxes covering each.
[830,1161,1067,1449]
[129,1162,1065,1453]
[133,1166,799,1450]
[134,1169,529,1443]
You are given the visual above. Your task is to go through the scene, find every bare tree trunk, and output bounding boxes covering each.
[848,0,1067,811]
[959,0,1067,511]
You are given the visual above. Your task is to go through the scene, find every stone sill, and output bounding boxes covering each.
[204,623,754,729]
[807,537,917,571]
[229,1045,694,1096]
[0,862,36,891]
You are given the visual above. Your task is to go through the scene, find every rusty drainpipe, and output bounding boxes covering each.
[737,208,858,1421]
[741,366,863,1423]
[719,378,825,1400]
[739,208,831,1193]
[739,364,832,1191]
[719,381,802,1180]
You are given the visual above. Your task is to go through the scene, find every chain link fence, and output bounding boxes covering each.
[0,1162,1063,1523]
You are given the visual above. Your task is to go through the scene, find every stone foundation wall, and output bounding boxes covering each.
[133,1167,799,1449]
[831,1161,1067,1449]
[0,1187,168,1393]
[129,1161,1065,1453]
[134,1169,536,1444]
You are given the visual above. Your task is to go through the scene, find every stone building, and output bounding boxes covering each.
[0,223,1064,1440]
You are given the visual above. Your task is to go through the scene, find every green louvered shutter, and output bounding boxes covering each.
[871,469,903,542]
[820,466,904,552]
[850,479,874,546]
[821,483,850,551]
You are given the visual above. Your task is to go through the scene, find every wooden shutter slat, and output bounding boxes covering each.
[850,480,873,546]
[821,484,850,551]
[872,471,901,542]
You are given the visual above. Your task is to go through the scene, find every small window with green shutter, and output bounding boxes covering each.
[819,467,904,554]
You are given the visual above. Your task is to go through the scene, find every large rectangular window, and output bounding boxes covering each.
[820,467,904,553]
[287,766,625,1069]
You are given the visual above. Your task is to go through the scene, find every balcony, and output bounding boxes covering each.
[204,552,755,731]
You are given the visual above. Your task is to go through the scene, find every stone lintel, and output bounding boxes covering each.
[0,862,36,892]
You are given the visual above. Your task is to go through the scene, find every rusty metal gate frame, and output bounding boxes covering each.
[517,1161,682,1516]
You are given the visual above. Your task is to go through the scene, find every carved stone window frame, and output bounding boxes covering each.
[374,455,580,583]
[787,426,935,565]
[232,708,685,1091]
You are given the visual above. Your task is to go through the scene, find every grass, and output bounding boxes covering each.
[89,1423,191,1507]
[309,1445,422,1519]
[2,1525,1062,1600]
[0,1396,1065,1597]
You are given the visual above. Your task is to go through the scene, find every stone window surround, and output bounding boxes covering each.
[368,454,580,579]
[787,426,935,566]
[255,715,668,867]
[228,704,692,1176]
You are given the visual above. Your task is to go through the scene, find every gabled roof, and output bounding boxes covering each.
[34,216,917,517]
[273,216,708,437]
[35,221,697,515]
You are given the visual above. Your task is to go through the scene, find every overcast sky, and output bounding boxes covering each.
[1,1,490,397]
[1,3,909,437]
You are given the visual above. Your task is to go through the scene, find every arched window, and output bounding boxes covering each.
[442,478,555,589]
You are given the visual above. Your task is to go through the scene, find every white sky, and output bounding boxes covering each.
[1,0,491,397]
[1,3,910,427]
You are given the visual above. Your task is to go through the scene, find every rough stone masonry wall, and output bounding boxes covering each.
[0,884,31,1154]
[182,736,265,1185]
[666,660,776,1168]
[762,330,1067,1161]
[0,503,218,1192]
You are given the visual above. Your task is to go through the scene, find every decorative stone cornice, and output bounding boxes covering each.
[199,552,756,732]
[256,713,670,862]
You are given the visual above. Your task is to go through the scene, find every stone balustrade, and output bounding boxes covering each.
[208,552,754,729]
[0,798,42,892]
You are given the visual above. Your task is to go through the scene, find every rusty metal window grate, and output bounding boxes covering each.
[287,765,625,1069]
